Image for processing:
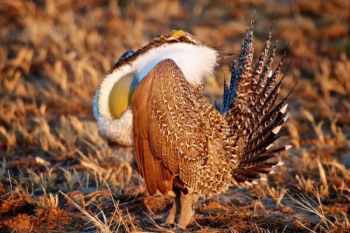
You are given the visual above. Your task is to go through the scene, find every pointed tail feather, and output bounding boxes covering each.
[219,25,293,183]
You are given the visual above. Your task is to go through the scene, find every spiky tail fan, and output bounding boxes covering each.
[216,23,292,183]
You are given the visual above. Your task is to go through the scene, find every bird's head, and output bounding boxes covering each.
[93,30,218,147]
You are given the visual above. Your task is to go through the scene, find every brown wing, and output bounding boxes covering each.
[131,60,173,195]
[131,59,226,195]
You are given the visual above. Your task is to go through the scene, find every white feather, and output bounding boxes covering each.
[97,110,133,146]
[272,125,282,134]
[280,104,288,114]
[132,43,218,86]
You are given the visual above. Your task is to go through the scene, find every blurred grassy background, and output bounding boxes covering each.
[0,0,349,232]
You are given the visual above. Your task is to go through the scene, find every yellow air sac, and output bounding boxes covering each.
[108,74,133,119]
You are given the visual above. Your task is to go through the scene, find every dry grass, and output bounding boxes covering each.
[0,0,349,232]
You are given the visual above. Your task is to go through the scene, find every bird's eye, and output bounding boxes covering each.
[108,73,134,119]
[117,50,134,63]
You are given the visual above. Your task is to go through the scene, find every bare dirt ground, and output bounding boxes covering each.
[0,0,349,232]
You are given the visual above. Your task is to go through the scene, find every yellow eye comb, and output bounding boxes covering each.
[170,30,186,39]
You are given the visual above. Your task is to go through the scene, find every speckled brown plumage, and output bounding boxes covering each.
[131,26,290,228]
[132,59,233,195]
[217,26,290,183]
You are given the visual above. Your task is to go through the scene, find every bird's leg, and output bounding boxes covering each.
[176,192,195,228]
[166,193,180,225]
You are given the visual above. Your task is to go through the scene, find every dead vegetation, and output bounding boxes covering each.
[0,0,349,232]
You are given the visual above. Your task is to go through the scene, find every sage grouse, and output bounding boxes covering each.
[93,26,291,228]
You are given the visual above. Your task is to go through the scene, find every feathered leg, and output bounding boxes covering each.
[166,194,179,225]
[176,192,195,228]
